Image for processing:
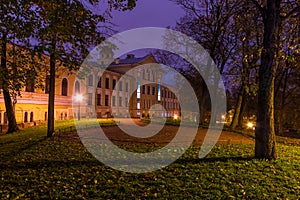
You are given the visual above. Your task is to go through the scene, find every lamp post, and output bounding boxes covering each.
[74,94,83,121]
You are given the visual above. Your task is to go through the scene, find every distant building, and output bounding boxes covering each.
[0,48,180,126]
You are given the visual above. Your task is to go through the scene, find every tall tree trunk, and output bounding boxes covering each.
[0,35,19,133]
[230,88,244,129]
[47,43,56,137]
[255,0,281,160]
[238,94,247,128]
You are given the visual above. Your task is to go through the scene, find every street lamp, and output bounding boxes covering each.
[74,94,83,121]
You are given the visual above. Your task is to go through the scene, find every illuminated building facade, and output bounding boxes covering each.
[0,51,180,126]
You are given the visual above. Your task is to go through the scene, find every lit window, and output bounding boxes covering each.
[158,83,161,101]
[137,77,141,99]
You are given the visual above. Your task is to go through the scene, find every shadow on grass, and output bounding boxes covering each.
[174,156,254,165]
[0,159,104,170]
[0,156,256,171]
[1,136,49,161]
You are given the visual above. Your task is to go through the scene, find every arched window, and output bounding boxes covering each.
[61,78,68,96]
[24,112,28,123]
[75,81,80,93]
[88,74,93,86]
[30,112,34,122]
[97,76,101,88]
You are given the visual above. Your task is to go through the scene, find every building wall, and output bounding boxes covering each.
[0,53,181,125]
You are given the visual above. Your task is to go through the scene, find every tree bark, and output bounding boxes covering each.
[255,0,281,160]
[47,43,56,137]
[230,88,244,129]
[0,35,19,133]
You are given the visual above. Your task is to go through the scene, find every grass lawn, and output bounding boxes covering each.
[0,121,299,199]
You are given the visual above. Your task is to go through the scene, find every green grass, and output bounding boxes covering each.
[0,122,299,199]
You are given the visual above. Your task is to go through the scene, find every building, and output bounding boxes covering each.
[0,49,181,126]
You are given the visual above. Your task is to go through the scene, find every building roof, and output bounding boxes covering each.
[109,54,152,66]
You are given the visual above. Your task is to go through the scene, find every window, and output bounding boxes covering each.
[30,112,34,122]
[96,94,101,106]
[24,112,28,123]
[88,93,92,105]
[142,85,145,94]
[125,97,128,107]
[105,78,110,89]
[137,102,140,109]
[105,95,109,106]
[148,71,150,81]
[152,87,155,95]
[119,81,123,91]
[147,86,150,95]
[158,84,161,101]
[88,74,93,86]
[113,79,116,90]
[125,82,129,92]
[137,77,141,99]
[75,81,80,93]
[61,78,68,96]
[45,75,50,94]
[112,96,116,106]
[119,97,122,107]
[97,77,101,88]
[142,69,145,79]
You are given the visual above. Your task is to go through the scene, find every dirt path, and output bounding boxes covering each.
[62,119,254,146]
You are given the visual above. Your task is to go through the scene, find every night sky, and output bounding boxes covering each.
[111,0,184,32]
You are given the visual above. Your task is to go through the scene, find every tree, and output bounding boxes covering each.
[250,0,300,159]
[32,0,136,137]
[168,0,243,124]
[228,3,262,130]
[0,0,36,133]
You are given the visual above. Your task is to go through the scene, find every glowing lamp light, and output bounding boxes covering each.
[174,114,178,120]
[247,122,254,129]
[74,94,83,121]
[74,94,83,102]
